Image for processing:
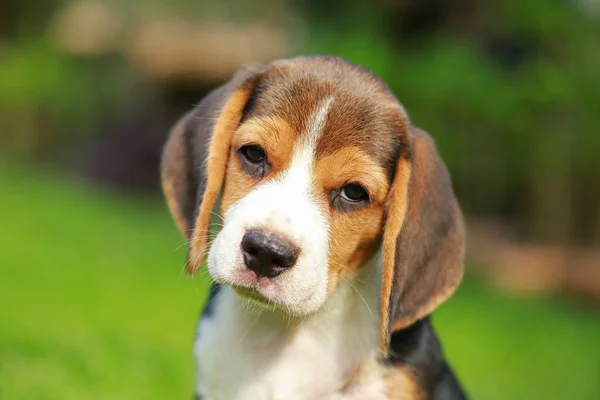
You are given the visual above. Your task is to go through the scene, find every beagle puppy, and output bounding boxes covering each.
[161,56,467,400]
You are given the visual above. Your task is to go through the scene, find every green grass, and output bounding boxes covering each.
[0,164,204,399]
[1,163,599,399]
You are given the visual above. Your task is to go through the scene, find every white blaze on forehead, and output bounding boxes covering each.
[305,96,334,149]
[280,96,334,190]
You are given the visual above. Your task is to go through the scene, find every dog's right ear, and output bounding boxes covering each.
[161,66,265,274]
[379,125,465,355]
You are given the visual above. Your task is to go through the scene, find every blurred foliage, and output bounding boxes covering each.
[0,37,139,160]
[1,0,599,244]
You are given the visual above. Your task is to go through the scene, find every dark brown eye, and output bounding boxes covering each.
[237,145,269,178]
[341,183,369,202]
[240,145,266,164]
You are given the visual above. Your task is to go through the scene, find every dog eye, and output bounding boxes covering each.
[237,145,269,178]
[341,183,369,202]
[240,145,266,164]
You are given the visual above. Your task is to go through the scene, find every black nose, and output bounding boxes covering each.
[241,229,299,278]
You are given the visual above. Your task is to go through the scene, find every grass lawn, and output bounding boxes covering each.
[1,163,599,399]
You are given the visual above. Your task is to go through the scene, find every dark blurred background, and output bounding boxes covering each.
[1,1,599,399]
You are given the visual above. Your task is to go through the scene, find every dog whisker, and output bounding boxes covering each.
[209,211,225,223]
[174,240,191,252]
[340,275,373,317]
[328,261,373,317]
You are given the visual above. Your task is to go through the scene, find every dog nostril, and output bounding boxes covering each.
[243,244,258,256]
[241,229,299,278]
[272,254,295,268]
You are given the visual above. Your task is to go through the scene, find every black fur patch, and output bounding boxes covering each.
[387,317,467,399]
[201,283,222,319]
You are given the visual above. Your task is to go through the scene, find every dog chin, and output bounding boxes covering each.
[212,268,326,315]
[235,289,324,316]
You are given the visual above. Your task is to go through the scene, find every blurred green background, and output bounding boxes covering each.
[1,1,599,399]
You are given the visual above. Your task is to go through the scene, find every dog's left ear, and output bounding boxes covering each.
[161,66,265,274]
[380,125,465,355]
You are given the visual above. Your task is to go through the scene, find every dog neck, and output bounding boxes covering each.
[194,259,383,399]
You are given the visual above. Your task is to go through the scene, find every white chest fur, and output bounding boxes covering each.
[194,267,387,400]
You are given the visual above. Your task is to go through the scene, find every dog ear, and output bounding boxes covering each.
[379,126,465,355]
[161,66,265,274]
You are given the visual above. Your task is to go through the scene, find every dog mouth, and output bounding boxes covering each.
[232,285,275,306]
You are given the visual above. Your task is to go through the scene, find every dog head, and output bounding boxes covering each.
[161,56,465,354]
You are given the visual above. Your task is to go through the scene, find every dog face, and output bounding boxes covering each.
[209,63,402,314]
[161,56,465,354]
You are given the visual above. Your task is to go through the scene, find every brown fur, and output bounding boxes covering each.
[233,116,297,173]
[384,128,465,338]
[315,146,391,202]
[383,365,424,400]
[220,116,297,212]
[161,112,197,236]
[240,57,404,170]
[380,158,412,353]
[312,146,390,292]
[185,86,262,273]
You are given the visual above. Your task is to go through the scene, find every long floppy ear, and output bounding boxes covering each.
[380,126,466,355]
[161,66,264,274]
